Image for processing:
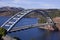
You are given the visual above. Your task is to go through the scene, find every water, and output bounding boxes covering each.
[0,16,60,40]
[0,16,10,26]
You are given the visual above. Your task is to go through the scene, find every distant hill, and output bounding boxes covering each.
[0,7,60,18]
[46,9,60,18]
[25,9,60,18]
[0,6,24,16]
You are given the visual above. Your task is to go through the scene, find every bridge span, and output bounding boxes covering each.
[1,9,58,32]
[9,23,54,32]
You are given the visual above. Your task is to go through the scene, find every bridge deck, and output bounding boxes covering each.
[9,23,53,32]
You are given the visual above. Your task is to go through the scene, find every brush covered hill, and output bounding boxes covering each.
[0,6,24,16]
[45,9,60,18]
[25,9,60,18]
[0,7,60,18]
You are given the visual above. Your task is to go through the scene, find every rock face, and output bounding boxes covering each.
[0,6,24,16]
[53,17,60,30]
[40,17,60,31]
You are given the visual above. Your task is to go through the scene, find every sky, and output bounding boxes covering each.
[0,0,60,9]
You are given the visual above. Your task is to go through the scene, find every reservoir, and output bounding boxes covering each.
[0,16,60,40]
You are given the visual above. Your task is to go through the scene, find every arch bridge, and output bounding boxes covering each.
[1,9,58,32]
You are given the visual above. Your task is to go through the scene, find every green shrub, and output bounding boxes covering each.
[0,27,7,36]
[38,17,46,23]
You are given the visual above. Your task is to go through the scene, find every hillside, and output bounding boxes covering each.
[0,6,24,16]
[46,9,60,18]
[0,7,60,19]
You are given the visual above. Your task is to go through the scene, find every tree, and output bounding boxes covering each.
[0,27,7,36]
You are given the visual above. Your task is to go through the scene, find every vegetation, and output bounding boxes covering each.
[0,27,7,40]
[48,9,60,18]
[38,16,46,23]
[0,27,7,36]
[0,35,3,40]
[38,9,60,23]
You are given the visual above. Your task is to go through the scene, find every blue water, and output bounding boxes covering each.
[0,16,60,40]
[0,16,10,26]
